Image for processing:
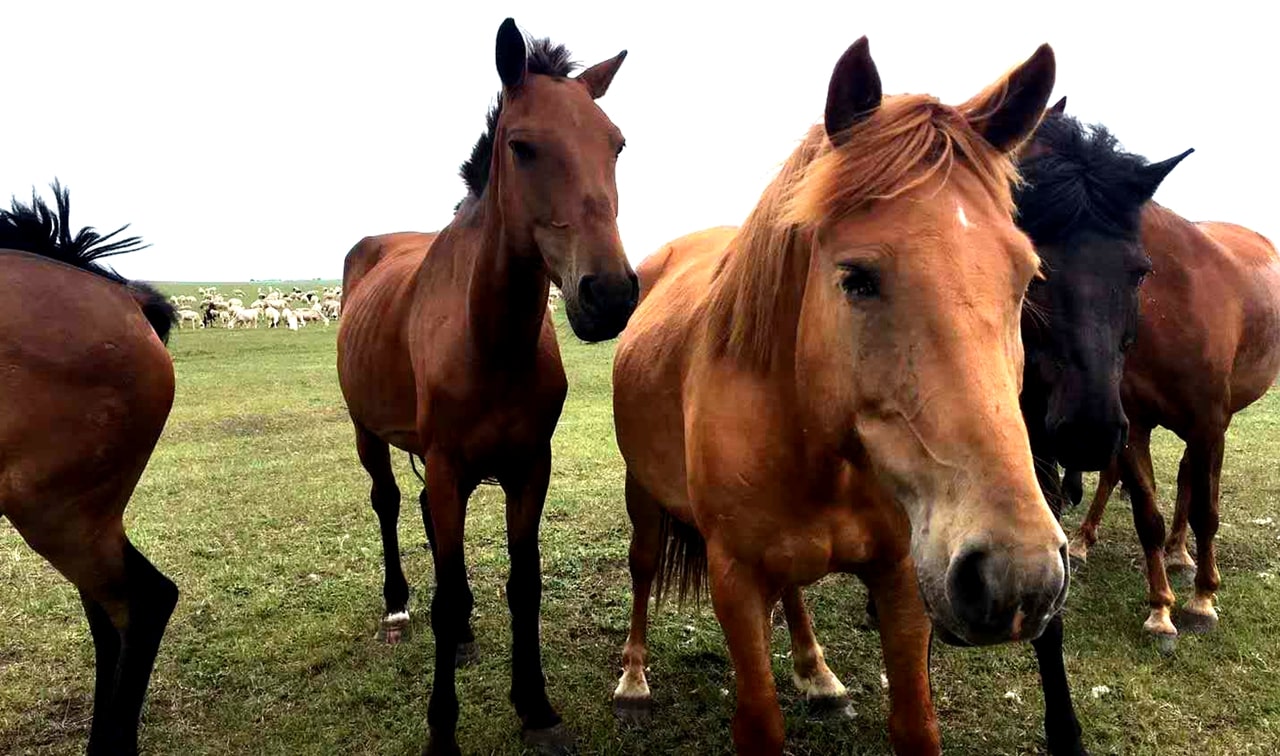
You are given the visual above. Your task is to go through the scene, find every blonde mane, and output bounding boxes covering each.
[704,94,1022,370]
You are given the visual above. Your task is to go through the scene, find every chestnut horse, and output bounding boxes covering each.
[0,183,177,755]
[1064,195,1280,641]
[336,19,635,756]
[611,38,1067,755]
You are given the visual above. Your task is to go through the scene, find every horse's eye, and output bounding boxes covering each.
[509,140,537,163]
[838,264,880,301]
[1129,269,1149,288]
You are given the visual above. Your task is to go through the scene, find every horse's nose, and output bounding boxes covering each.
[946,541,1067,644]
[576,272,638,340]
[1049,414,1127,471]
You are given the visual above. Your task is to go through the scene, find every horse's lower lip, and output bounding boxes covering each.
[932,623,973,647]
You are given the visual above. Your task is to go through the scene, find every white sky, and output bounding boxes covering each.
[4,1,1273,281]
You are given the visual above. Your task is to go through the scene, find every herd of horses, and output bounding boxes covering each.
[2,16,1278,756]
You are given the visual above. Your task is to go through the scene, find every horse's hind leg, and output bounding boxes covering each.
[353,423,410,643]
[781,588,851,717]
[1164,448,1197,580]
[613,472,661,721]
[1068,457,1121,563]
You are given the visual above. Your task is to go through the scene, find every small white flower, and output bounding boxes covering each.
[1250,517,1275,527]
[1090,685,1112,699]
[1259,572,1275,581]
[880,673,889,690]
[720,688,729,697]
[307,573,321,582]
[1004,690,1022,705]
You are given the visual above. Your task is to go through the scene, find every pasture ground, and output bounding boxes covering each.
[2,281,1279,755]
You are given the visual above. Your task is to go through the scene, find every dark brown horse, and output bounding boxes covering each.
[1065,193,1280,641]
[0,183,178,755]
[611,38,1066,755]
[336,19,635,756]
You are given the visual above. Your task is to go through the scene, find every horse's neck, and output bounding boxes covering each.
[460,210,550,365]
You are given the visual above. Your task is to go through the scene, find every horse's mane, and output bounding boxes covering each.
[705,94,1020,369]
[1015,112,1155,245]
[455,37,580,211]
[0,181,175,343]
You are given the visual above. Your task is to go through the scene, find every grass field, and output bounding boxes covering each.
[2,281,1279,755]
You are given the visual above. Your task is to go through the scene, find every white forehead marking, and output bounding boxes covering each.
[956,202,971,229]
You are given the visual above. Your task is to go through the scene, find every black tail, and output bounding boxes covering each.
[0,180,176,343]
[653,510,708,608]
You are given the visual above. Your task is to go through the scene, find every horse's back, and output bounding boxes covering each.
[0,252,174,515]
[337,233,435,451]
[614,227,737,514]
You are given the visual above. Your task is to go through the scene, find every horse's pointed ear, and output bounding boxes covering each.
[962,44,1056,153]
[825,37,882,145]
[577,50,627,100]
[1137,148,1194,200]
[1049,95,1067,115]
[496,18,527,89]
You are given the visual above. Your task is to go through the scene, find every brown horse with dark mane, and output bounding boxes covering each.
[0,183,178,755]
[336,18,635,756]
[1063,162,1280,641]
[610,38,1067,754]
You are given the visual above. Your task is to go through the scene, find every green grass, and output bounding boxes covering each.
[2,282,1279,754]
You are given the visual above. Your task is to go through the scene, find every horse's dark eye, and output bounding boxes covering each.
[509,140,536,163]
[1129,270,1149,288]
[839,264,880,301]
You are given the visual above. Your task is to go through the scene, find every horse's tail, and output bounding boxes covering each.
[653,509,708,608]
[129,282,178,344]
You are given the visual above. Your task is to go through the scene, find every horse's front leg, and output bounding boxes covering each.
[865,558,941,756]
[780,587,852,716]
[708,545,784,755]
[501,443,572,753]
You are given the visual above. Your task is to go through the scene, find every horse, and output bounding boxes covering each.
[0,183,178,755]
[610,37,1067,755]
[1010,99,1191,753]
[336,19,636,756]
[1062,157,1280,641]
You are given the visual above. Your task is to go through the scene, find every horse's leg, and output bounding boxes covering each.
[1032,613,1086,755]
[864,559,942,755]
[501,445,570,752]
[613,472,661,721]
[353,423,410,643]
[418,485,477,665]
[1119,427,1178,642]
[1163,448,1197,580]
[18,515,176,756]
[1180,431,1225,633]
[1068,457,1120,563]
[707,547,784,755]
[422,450,472,756]
[781,587,851,716]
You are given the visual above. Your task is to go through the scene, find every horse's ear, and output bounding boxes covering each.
[577,50,627,100]
[824,37,882,145]
[1137,148,1194,200]
[496,18,527,89]
[962,44,1056,153]
[1049,96,1067,115]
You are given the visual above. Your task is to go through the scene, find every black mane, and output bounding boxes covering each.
[0,181,176,342]
[456,37,579,209]
[1015,113,1157,245]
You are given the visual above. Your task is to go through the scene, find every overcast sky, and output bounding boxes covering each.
[4,1,1273,281]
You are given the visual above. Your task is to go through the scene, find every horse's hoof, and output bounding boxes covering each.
[1177,606,1219,635]
[613,695,653,725]
[421,738,461,756]
[522,722,575,755]
[805,694,856,721]
[377,612,411,645]
[1066,538,1089,566]
[455,641,479,667]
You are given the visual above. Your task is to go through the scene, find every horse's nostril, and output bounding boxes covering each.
[950,548,992,615]
[578,275,599,312]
